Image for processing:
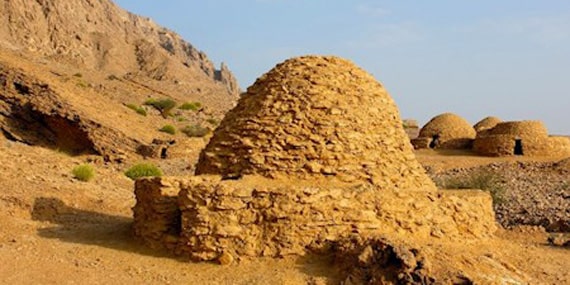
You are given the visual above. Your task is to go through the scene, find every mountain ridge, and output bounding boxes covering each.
[0,0,239,95]
[0,0,240,161]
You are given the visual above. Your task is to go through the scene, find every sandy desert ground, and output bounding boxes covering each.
[1,139,568,284]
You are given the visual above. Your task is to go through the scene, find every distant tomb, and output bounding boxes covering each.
[412,113,476,150]
[473,121,570,157]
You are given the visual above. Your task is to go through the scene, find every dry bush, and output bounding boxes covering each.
[181,124,210,137]
[178,101,202,111]
[125,163,163,180]
[72,164,95,182]
[144,98,177,118]
[434,169,505,205]
[159,125,176,135]
[125,103,147,116]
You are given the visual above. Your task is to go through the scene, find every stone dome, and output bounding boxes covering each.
[485,121,548,137]
[474,116,501,134]
[473,120,570,157]
[195,55,435,191]
[414,113,476,149]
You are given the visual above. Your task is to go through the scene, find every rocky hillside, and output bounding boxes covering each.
[426,159,570,232]
[0,0,239,96]
[0,0,240,161]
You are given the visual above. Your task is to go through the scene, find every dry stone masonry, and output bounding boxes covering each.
[412,113,476,150]
[474,120,570,157]
[133,56,497,263]
[196,56,434,190]
[473,116,502,134]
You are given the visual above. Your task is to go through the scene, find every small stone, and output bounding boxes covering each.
[430,227,444,238]
[321,167,336,175]
[329,107,342,115]
[217,251,234,265]
[305,162,322,173]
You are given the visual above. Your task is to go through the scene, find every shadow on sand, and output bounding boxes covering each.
[31,197,350,282]
[31,197,186,261]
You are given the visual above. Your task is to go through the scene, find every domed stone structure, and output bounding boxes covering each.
[411,113,476,149]
[474,116,501,134]
[133,55,497,265]
[473,120,570,157]
[196,55,434,191]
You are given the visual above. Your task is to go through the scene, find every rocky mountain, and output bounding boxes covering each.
[0,0,239,95]
[0,0,240,161]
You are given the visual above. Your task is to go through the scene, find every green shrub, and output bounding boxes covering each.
[176,116,188,122]
[206,118,219,125]
[181,124,210,137]
[125,103,147,116]
[124,163,163,180]
[144,98,177,117]
[76,81,88,88]
[178,102,202,111]
[72,164,95,182]
[159,124,176,135]
[73,72,83,78]
[434,169,505,205]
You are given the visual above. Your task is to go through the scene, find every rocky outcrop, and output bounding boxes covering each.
[214,62,240,94]
[0,61,141,160]
[0,0,239,96]
[0,0,243,159]
[428,160,570,232]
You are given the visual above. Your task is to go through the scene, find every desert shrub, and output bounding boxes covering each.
[159,124,176,135]
[178,101,202,111]
[181,124,210,138]
[73,72,83,78]
[106,74,119,80]
[144,98,177,117]
[434,169,505,205]
[206,118,219,125]
[76,81,88,88]
[124,163,163,180]
[176,116,187,122]
[125,103,147,116]
[72,164,95,182]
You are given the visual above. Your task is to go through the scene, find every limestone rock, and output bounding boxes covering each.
[0,0,239,96]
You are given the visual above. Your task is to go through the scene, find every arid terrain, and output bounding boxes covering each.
[0,0,569,284]
[1,140,569,284]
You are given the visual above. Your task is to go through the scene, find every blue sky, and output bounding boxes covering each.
[115,1,570,134]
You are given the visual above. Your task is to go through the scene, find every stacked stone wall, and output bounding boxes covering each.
[415,113,476,150]
[473,121,570,157]
[133,176,497,262]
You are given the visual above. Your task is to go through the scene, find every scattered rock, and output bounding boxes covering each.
[217,251,234,265]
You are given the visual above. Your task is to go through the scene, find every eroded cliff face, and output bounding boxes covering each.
[0,60,143,160]
[0,0,239,96]
[0,0,243,160]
